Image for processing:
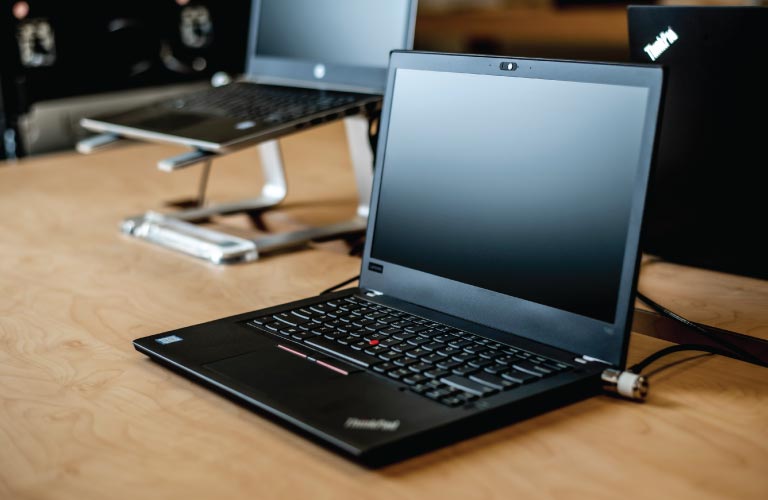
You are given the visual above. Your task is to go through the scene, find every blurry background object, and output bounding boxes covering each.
[0,0,249,159]
[415,0,764,63]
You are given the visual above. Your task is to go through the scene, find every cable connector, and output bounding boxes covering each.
[601,368,649,402]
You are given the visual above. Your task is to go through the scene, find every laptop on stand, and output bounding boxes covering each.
[628,5,768,279]
[133,51,663,466]
[81,0,418,153]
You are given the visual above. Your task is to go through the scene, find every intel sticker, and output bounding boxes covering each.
[156,335,183,345]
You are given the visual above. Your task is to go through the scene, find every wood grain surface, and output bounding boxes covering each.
[1,122,766,500]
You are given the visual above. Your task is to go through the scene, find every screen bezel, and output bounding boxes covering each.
[360,51,663,367]
[244,0,417,93]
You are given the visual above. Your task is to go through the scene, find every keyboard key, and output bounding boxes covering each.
[377,316,399,324]
[248,316,269,326]
[494,354,516,365]
[425,388,457,400]
[364,323,388,332]
[394,357,420,368]
[448,339,472,349]
[452,352,476,363]
[392,332,416,341]
[352,318,376,328]
[422,353,447,364]
[380,337,400,347]
[440,375,497,397]
[311,326,335,336]
[403,373,430,385]
[484,364,508,375]
[388,368,412,380]
[433,334,459,343]
[291,331,314,341]
[436,359,462,370]
[407,337,430,346]
[264,321,283,332]
[392,342,416,353]
[419,341,443,351]
[378,351,403,362]
[440,396,465,407]
[350,340,369,350]
[364,345,388,356]
[278,327,300,337]
[437,346,462,357]
[470,372,518,391]
[372,362,397,373]
[406,347,430,359]
[452,365,479,377]
[405,325,430,333]
[381,327,404,336]
[304,337,380,368]
[464,345,489,355]
[365,312,388,320]
[512,360,548,377]
[502,369,539,384]
[323,320,347,331]
[409,362,432,373]
[309,304,334,314]
[424,368,450,379]
[468,358,492,369]
[410,383,431,395]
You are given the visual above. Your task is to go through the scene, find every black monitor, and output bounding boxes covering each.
[628,6,768,280]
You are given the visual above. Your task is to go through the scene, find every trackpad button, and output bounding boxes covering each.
[204,346,350,390]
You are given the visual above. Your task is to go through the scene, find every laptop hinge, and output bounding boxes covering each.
[364,289,384,298]
[575,355,612,366]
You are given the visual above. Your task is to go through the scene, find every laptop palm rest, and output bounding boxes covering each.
[202,344,455,456]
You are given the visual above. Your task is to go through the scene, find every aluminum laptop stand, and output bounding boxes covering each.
[76,115,373,264]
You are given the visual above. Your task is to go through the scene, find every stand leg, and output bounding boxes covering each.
[170,140,288,221]
[196,158,212,208]
[344,115,375,218]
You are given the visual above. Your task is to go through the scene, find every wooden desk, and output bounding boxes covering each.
[1,123,766,499]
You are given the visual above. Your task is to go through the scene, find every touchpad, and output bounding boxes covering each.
[204,346,347,390]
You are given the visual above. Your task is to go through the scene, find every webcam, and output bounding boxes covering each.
[500,62,518,71]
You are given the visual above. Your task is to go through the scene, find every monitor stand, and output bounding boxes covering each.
[77,116,373,264]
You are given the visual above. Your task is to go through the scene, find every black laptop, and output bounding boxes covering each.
[80,0,417,153]
[628,5,768,279]
[133,51,663,466]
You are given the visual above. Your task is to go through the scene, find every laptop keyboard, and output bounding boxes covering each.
[245,295,572,408]
[162,82,364,124]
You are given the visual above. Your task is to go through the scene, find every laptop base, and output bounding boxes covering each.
[117,115,373,264]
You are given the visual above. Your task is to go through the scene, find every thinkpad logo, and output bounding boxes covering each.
[344,418,400,432]
[643,27,679,61]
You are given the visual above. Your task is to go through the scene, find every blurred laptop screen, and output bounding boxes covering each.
[255,0,411,68]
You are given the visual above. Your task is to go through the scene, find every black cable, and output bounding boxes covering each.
[629,343,739,375]
[644,353,713,378]
[636,291,765,367]
[320,274,360,295]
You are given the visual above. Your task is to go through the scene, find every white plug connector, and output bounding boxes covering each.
[601,368,649,401]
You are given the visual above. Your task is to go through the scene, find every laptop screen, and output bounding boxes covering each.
[255,0,412,69]
[370,68,650,324]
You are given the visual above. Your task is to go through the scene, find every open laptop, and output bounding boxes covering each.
[80,0,417,153]
[628,5,768,280]
[133,51,663,466]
